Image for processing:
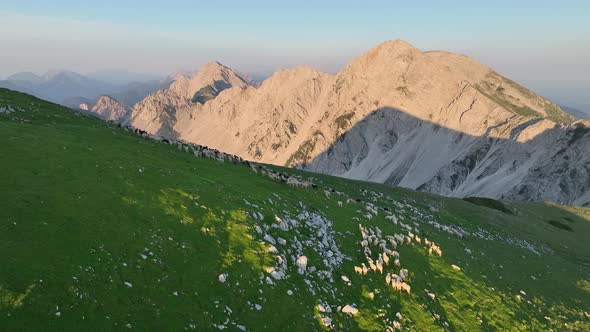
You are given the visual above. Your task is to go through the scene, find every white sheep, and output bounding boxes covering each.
[376,260,383,274]
[400,269,408,280]
[368,259,377,272]
[354,266,363,275]
[401,282,411,294]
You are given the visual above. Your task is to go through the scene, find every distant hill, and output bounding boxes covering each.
[0,70,116,104]
[561,105,590,119]
[86,69,161,86]
[1,70,169,111]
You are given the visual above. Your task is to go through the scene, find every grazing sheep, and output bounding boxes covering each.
[354,266,363,275]
[399,269,408,281]
[376,260,383,274]
[361,263,368,275]
[451,264,461,271]
[429,243,442,256]
[360,240,369,247]
[368,259,377,272]
[427,292,436,300]
[394,259,400,267]
[383,252,390,265]
[401,282,411,294]
[337,201,343,207]
[385,273,392,285]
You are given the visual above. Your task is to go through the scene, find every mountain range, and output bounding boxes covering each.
[4,40,589,206]
[123,40,590,206]
[0,69,170,111]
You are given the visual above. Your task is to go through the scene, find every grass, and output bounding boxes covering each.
[1,88,589,331]
[547,220,573,232]
[463,197,513,214]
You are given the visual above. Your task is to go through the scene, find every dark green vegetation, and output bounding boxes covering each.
[547,220,573,232]
[463,197,513,215]
[334,112,355,131]
[1,88,589,331]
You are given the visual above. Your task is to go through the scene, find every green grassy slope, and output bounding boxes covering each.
[1,88,589,331]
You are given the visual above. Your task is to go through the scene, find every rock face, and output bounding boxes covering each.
[89,95,131,123]
[129,40,590,206]
[129,61,250,138]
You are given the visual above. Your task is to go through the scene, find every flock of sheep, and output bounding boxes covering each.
[118,121,460,330]
[353,221,443,297]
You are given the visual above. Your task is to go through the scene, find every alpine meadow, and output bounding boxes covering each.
[1,1,590,331]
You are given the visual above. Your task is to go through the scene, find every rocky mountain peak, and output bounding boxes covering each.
[126,40,589,205]
[90,95,130,123]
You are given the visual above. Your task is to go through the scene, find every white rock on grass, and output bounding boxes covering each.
[296,256,308,274]
[218,273,228,283]
[341,305,359,315]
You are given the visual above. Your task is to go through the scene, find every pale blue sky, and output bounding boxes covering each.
[0,0,589,82]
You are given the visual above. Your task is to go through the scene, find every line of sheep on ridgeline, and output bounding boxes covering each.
[115,123,316,189]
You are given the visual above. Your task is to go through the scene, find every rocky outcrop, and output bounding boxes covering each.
[129,61,250,137]
[128,40,589,205]
[89,95,131,123]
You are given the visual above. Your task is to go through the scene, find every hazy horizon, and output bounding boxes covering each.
[2,1,589,111]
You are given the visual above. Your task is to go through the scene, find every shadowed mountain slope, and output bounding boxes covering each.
[127,40,587,205]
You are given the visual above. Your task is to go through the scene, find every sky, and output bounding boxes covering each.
[0,0,589,86]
